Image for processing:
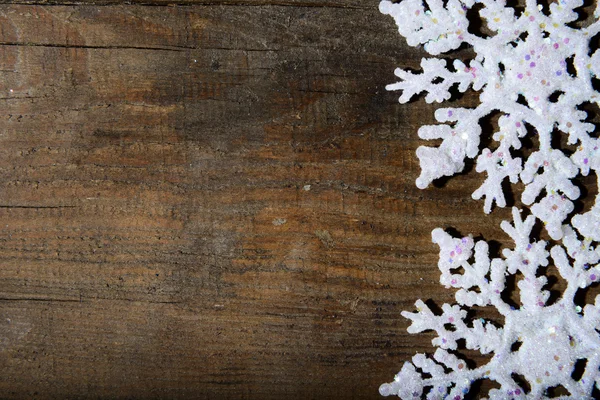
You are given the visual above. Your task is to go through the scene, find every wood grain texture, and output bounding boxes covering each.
[1,1,592,399]
[0,1,367,7]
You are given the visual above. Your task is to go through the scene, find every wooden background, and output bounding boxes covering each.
[0,0,595,398]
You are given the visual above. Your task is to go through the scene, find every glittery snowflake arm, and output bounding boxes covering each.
[402,298,504,355]
[500,208,552,310]
[430,228,511,314]
[473,143,523,213]
[551,224,600,300]
[415,106,491,189]
[379,0,474,55]
[386,58,486,104]
[379,349,491,399]
[520,149,580,239]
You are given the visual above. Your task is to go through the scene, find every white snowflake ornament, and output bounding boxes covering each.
[381,0,600,228]
[380,0,600,398]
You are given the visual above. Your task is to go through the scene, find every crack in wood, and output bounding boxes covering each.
[0,41,188,52]
[0,205,77,209]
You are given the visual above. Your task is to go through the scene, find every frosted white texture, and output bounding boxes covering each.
[380,0,600,398]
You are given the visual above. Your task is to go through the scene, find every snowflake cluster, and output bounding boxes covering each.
[379,0,600,398]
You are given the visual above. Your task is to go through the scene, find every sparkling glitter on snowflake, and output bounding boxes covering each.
[379,0,600,398]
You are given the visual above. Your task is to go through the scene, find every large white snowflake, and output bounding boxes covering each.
[379,0,600,398]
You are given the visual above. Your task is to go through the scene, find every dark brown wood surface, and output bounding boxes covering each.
[0,1,582,398]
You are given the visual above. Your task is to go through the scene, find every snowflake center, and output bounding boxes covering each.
[502,31,574,103]
[515,315,575,385]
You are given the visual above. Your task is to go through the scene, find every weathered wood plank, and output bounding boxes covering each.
[0,0,367,8]
[0,2,537,399]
